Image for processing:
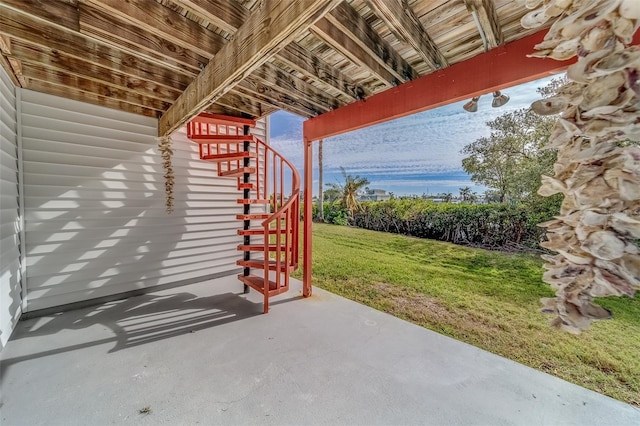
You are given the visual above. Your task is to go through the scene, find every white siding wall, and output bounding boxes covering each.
[20,90,255,312]
[0,67,21,349]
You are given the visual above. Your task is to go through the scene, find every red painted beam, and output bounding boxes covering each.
[303,29,640,141]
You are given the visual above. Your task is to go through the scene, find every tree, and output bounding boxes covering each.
[460,77,575,203]
[326,167,370,218]
[458,186,476,203]
[461,108,556,202]
[323,187,341,203]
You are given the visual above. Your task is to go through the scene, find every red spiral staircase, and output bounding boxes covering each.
[187,113,300,313]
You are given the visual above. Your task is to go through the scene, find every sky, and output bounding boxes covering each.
[269,75,557,197]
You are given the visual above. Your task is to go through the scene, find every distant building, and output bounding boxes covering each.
[359,188,391,202]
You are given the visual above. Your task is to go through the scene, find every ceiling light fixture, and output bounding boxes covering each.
[463,96,480,113]
[462,9,510,113]
[492,90,510,108]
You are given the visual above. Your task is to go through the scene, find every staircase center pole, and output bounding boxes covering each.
[242,124,251,294]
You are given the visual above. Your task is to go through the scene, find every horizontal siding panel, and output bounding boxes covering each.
[28,252,239,289]
[20,103,156,136]
[0,233,19,257]
[27,242,240,272]
[21,160,233,180]
[26,264,240,312]
[21,90,244,311]
[20,136,209,162]
[25,224,239,244]
[27,237,238,265]
[21,90,155,127]
[28,260,238,298]
[0,66,21,348]
[25,207,241,222]
[0,220,19,241]
[25,215,238,230]
[0,116,17,141]
[0,206,19,225]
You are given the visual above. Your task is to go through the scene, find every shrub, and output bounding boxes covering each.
[351,200,554,251]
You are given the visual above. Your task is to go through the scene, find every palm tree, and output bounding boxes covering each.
[327,167,370,218]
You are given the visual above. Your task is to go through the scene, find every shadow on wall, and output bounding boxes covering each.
[20,109,244,313]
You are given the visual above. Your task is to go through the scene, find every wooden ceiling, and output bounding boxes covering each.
[0,0,543,136]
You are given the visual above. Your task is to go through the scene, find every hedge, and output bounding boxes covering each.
[315,200,557,251]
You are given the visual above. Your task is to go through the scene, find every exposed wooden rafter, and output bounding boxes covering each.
[175,0,367,102]
[464,0,503,49]
[321,2,417,85]
[276,42,369,101]
[158,0,342,136]
[172,0,246,35]
[78,4,206,73]
[84,0,225,60]
[367,0,448,71]
[0,35,25,87]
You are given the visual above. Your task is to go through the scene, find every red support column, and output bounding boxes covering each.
[303,137,313,297]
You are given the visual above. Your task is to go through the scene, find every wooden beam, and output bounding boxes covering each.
[367,0,448,71]
[324,2,417,83]
[175,0,366,102]
[173,0,246,35]
[21,63,171,111]
[25,78,158,117]
[0,35,26,87]
[158,0,342,136]
[464,0,503,49]
[277,43,368,101]
[84,0,225,59]
[311,18,398,87]
[216,90,266,118]
[303,29,607,141]
[255,62,342,112]
[1,0,80,32]
[237,78,321,118]
[0,5,194,92]
[10,41,183,102]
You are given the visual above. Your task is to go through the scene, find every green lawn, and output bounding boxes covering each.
[293,223,640,406]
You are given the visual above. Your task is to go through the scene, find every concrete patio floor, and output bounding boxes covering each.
[1,276,639,425]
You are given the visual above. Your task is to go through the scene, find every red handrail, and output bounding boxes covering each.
[254,138,300,295]
[187,113,300,313]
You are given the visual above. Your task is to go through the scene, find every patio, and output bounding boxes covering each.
[2,276,638,425]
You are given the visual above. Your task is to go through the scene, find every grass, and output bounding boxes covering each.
[292,223,640,407]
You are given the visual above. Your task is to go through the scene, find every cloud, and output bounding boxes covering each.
[270,76,557,195]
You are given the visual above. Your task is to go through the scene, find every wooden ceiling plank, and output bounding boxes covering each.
[324,2,417,83]
[2,0,80,32]
[464,0,503,49]
[26,78,158,117]
[21,63,171,111]
[173,0,247,35]
[13,43,183,103]
[83,0,225,59]
[311,19,397,88]
[158,0,342,136]
[215,91,265,118]
[177,0,365,103]
[237,77,322,118]
[255,62,342,112]
[0,6,194,92]
[233,84,314,118]
[78,5,205,74]
[277,43,368,101]
[367,0,448,71]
